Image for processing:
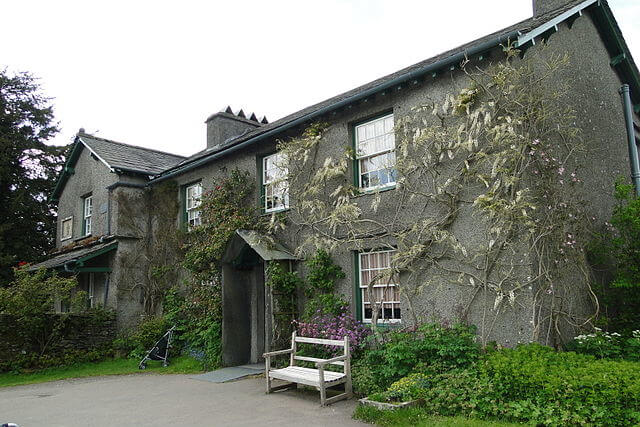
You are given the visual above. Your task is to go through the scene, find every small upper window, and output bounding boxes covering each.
[83,196,93,236]
[263,152,289,213]
[186,182,202,229]
[358,249,401,323]
[61,217,73,241]
[355,114,396,190]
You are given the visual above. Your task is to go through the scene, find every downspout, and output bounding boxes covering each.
[107,186,112,235]
[620,84,640,196]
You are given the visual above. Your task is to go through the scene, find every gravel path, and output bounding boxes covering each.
[0,374,364,427]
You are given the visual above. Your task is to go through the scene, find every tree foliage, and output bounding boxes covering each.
[0,69,64,283]
[588,180,640,331]
[0,267,76,355]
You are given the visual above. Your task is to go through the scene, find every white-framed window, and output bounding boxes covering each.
[61,216,73,241]
[355,113,396,190]
[83,196,93,236]
[263,152,289,213]
[186,182,202,229]
[358,249,401,323]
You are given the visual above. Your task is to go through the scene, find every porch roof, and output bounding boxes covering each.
[232,230,297,262]
[28,240,118,272]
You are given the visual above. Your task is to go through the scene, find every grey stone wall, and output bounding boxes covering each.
[0,312,117,371]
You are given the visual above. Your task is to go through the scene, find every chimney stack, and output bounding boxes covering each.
[205,106,268,150]
[533,0,569,16]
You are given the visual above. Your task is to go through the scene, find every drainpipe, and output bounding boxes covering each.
[620,84,640,197]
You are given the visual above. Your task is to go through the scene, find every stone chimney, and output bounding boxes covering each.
[533,0,569,16]
[205,106,268,150]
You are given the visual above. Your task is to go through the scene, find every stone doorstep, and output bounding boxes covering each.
[191,363,264,383]
[358,397,422,410]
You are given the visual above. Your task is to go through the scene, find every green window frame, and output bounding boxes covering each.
[354,249,401,324]
[352,112,397,191]
[82,195,93,236]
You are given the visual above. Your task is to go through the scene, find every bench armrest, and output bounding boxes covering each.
[315,355,347,368]
[263,348,293,357]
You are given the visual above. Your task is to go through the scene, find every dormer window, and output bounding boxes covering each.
[83,195,93,236]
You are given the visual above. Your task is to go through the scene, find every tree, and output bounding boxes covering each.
[0,69,64,283]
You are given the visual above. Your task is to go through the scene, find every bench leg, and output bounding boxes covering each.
[324,392,350,405]
[318,368,326,406]
[265,357,272,393]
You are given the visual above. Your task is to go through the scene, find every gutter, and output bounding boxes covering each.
[150,29,521,184]
[620,84,640,196]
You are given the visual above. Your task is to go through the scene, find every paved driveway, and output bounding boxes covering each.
[0,374,364,427]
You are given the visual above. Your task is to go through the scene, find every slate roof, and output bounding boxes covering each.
[79,133,185,175]
[28,240,118,271]
[160,0,589,176]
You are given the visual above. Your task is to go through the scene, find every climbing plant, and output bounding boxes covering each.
[115,180,181,316]
[176,169,259,367]
[182,169,257,279]
[273,46,595,346]
[302,249,347,319]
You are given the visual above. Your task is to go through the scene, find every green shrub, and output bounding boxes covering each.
[567,328,640,361]
[367,343,640,426]
[587,181,640,332]
[357,323,479,393]
[416,369,498,418]
[384,372,431,402]
[114,316,169,359]
[480,344,640,426]
[163,285,222,369]
[352,360,385,396]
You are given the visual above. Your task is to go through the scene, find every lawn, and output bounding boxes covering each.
[0,356,203,388]
[354,405,528,427]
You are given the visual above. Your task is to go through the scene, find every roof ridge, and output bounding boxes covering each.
[79,133,186,159]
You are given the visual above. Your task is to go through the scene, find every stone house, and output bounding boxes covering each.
[32,0,640,366]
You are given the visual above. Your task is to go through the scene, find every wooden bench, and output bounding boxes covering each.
[263,331,352,406]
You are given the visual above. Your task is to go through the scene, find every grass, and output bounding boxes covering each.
[353,405,528,427]
[0,356,204,388]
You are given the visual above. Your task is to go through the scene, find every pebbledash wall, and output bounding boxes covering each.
[53,143,154,330]
[162,9,632,347]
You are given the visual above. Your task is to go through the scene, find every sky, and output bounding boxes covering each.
[2,0,639,157]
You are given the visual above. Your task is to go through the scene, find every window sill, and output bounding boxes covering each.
[363,322,402,330]
[74,234,92,242]
[355,184,396,197]
[60,236,72,242]
[262,207,290,216]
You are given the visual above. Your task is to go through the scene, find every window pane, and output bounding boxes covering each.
[384,116,394,132]
[360,253,370,269]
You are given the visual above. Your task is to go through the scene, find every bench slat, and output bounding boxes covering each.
[269,366,346,388]
[294,355,345,366]
[295,336,345,346]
